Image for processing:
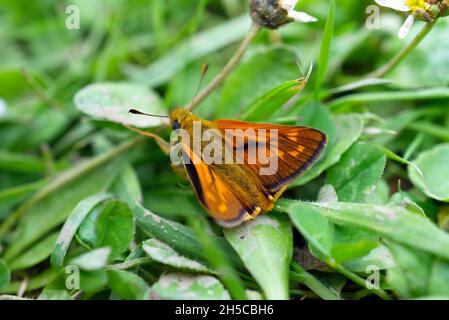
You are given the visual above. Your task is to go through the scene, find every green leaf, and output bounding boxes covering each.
[133,203,242,269]
[74,82,166,128]
[342,246,394,273]
[387,240,449,298]
[330,240,379,263]
[2,138,134,261]
[151,273,230,300]
[96,200,134,261]
[329,87,449,110]
[285,201,449,261]
[390,20,449,88]
[292,113,364,186]
[9,232,59,271]
[315,0,335,95]
[128,15,251,87]
[37,272,72,300]
[76,203,104,250]
[0,151,51,173]
[409,143,449,202]
[224,213,293,300]
[107,269,150,300]
[286,201,334,259]
[50,193,113,269]
[142,239,212,273]
[0,259,10,291]
[326,142,386,202]
[241,79,308,121]
[214,47,299,119]
[69,247,111,271]
[78,270,108,295]
[110,164,143,205]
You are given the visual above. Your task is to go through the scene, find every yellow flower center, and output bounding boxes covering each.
[405,0,429,11]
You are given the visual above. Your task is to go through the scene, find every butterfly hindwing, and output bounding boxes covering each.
[180,142,264,227]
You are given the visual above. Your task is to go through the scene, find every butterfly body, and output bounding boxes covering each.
[168,108,326,228]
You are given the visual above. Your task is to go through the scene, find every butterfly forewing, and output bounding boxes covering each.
[214,119,327,197]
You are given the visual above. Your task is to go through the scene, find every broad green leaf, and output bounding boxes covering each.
[299,102,336,144]
[241,79,308,121]
[390,20,449,88]
[284,201,449,261]
[142,239,212,273]
[50,193,113,269]
[387,241,449,298]
[409,143,449,202]
[224,213,293,300]
[110,164,143,205]
[69,247,111,271]
[96,200,134,261]
[428,258,449,297]
[330,240,379,263]
[9,232,58,271]
[326,142,386,202]
[132,203,242,269]
[75,203,104,250]
[107,269,150,300]
[128,15,251,87]
[74,82,166,128]
[214,47,299,119]
[38,288,72,300]
[0,260,10,291]
[292,113,364,186]
[151,273,230,300]
[37,272,72,300]
[332,223,391,272]
[78,270,108,295]
[343,246,394,273]
[286,201,334,259]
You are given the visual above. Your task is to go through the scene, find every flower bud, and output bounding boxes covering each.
[248,0,317,29]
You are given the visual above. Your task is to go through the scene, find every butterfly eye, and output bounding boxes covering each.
[173,120,181,130]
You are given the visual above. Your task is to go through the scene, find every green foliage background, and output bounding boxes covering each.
[1,0,449,300]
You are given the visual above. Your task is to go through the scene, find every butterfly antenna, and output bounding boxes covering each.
[128,108,169,118]
[186,63,209,111]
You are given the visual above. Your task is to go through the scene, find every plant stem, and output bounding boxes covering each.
[189,23,261,110]
[368,20,436,78]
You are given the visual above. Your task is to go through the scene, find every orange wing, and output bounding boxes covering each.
[214,119,327,198]
[180,143,259,228]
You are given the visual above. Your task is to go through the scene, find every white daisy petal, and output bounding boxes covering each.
[375,0,410,12]
[289,11,318,23]
[398,14,415,38]
[281,0,298,11]
[0,98,7,118]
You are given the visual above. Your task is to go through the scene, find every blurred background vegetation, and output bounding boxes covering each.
[1,0,449,300]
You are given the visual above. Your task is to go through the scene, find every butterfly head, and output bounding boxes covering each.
[169,108,194,130]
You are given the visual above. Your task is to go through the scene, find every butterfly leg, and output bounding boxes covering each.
[123,124,170,155]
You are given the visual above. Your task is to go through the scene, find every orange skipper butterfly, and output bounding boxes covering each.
[128,68,326,227]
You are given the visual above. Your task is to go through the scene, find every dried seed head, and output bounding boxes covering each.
[248,0,317,29]
[249,0,292,29]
